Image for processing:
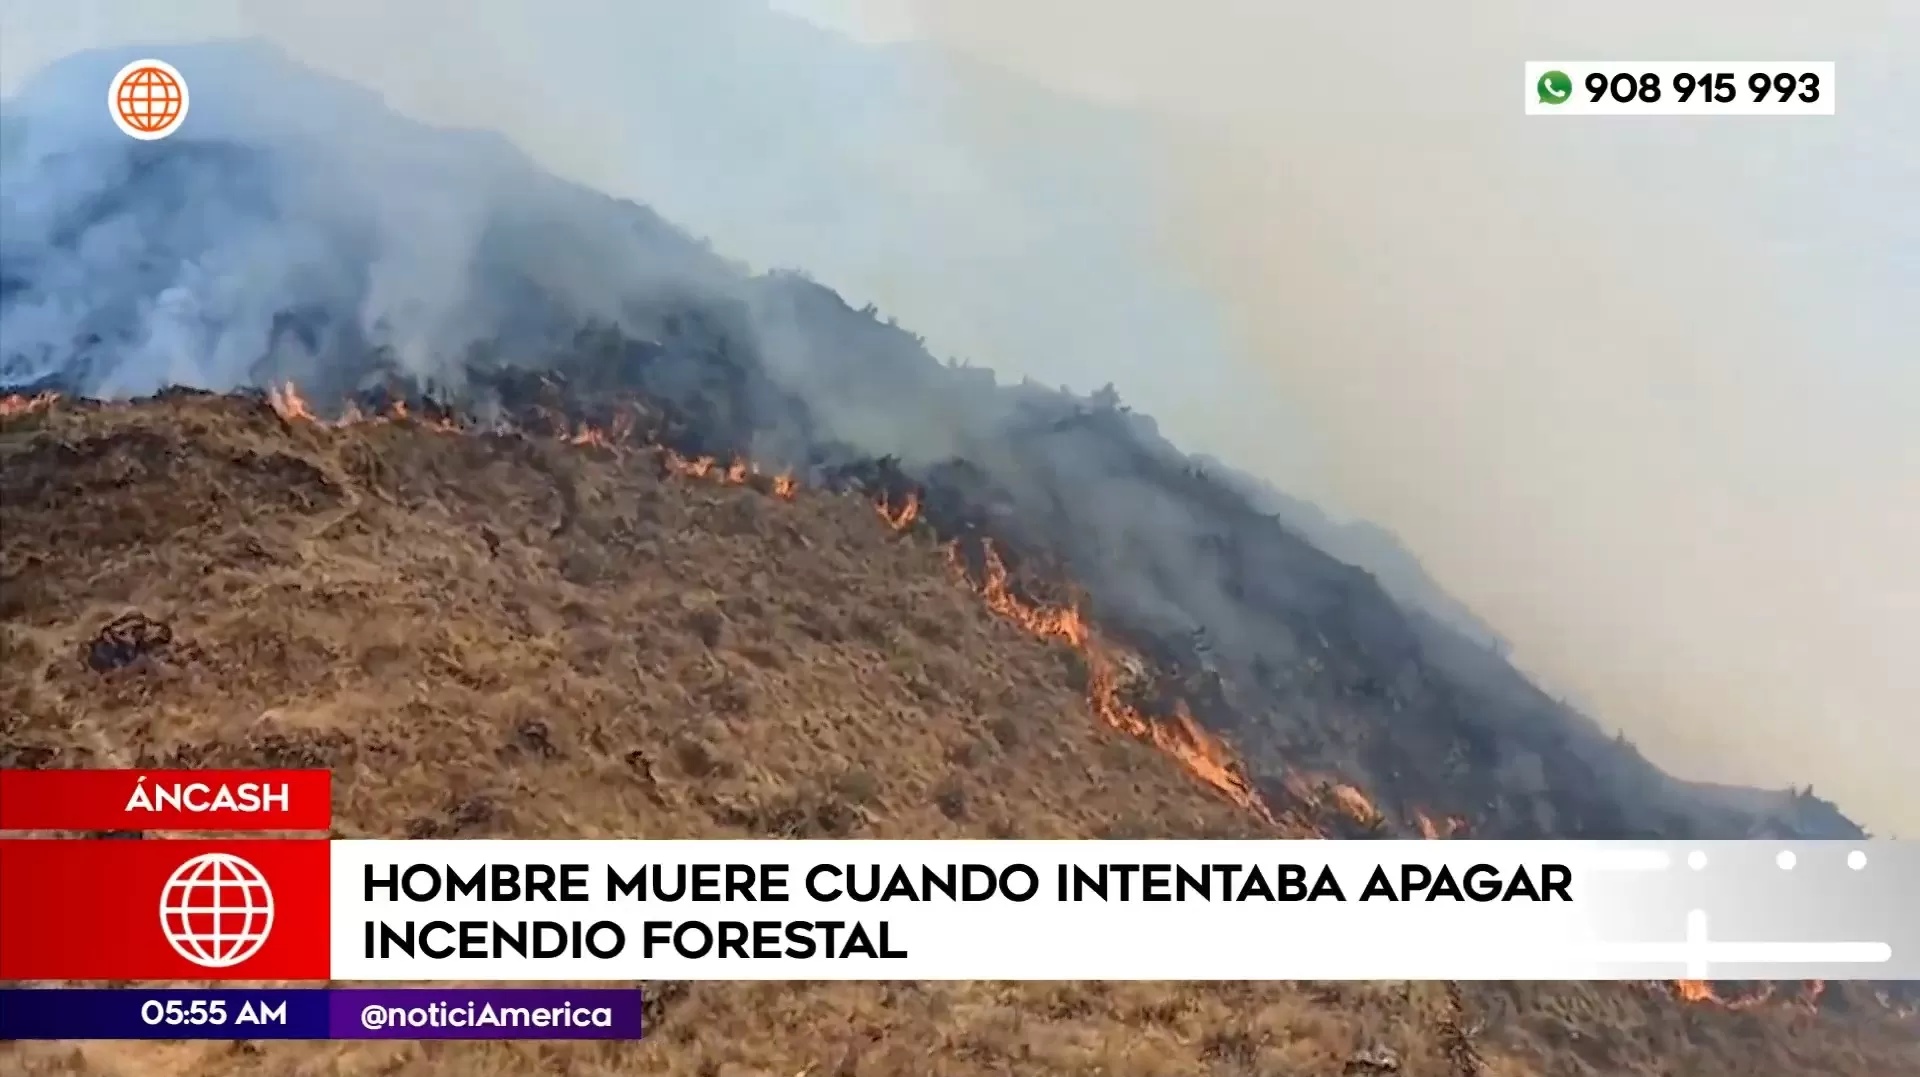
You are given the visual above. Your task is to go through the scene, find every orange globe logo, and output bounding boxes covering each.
[109,59,189,141]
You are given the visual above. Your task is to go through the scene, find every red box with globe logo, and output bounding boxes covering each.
[0,839,331,980]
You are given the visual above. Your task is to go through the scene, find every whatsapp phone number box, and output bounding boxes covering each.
[1527,61,1835,115]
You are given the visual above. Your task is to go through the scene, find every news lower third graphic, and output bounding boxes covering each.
[331,840,1911,980]
[0,989,644,1040]
[0,770,1911,984]
[0,837,1912,979]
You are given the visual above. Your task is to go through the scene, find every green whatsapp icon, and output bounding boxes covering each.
[1537,70,1573,104]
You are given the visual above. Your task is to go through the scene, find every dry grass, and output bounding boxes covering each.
[2,392,1913,1077]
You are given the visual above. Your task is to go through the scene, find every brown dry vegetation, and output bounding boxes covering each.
[2,392,1914,1077]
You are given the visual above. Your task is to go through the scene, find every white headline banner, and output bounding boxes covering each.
[328,840,1908,981]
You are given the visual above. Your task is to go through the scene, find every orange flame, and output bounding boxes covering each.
[1671,980,1782,1010]
[1800,980,1825,1010]
[260,383,790,497]
[966,538,1090,646]
[1414,811,1471,840]
[947,538,1277,822]
[1674,979,1719,1004]
[876,491,920,531]
[664,450,716,479]
[656,449,786,497]
[267,382,315,423]
[569,424,612,449]
[265,382,463,432]
[1671,978,1914,1016]
[0,391,60,417]
[1279,770,1392,829]
[1329,783,1382,827]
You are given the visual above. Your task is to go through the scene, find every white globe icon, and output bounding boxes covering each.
[159,852,275,968]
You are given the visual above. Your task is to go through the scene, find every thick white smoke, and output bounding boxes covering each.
[861,0,1920,834]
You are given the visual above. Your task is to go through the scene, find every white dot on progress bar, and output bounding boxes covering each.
[1848,850,1868,870]
[1776,850,1797,870]
[1687,850,1707,870]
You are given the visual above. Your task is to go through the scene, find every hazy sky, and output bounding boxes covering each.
[843,1,1920,836]
[3,1,1914,832]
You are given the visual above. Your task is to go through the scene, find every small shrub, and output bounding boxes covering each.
[559,548,607,585]
[933,779,968,821]
[684,607,725,648]
[674,735,719,778]
[832,768,881,806]
[986,714,1024,750]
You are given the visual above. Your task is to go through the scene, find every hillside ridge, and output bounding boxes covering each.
[0,40,1864,843]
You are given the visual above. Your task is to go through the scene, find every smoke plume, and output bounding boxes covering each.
[840,0,1920,835]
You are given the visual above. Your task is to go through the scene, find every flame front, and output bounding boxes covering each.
[267,382,316,422]
[230,383,1404,835]
[266,381,452,430]
[1329,783,1382,827]
[1414,811,1470,840]
[949,538,1278,822]
[0,391,60,417]
[661,449,777,491]
[1674,979,1720,1004]
[876,491,920,531]
[1670,979,1837,1012]
[1281,771,1395,829]
[664,450,715,478]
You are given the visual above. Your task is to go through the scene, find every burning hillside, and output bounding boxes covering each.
[0,37,1861,846]
[130,305,1854,852]
[4,390,1917,1077]
[252,379,1293,830]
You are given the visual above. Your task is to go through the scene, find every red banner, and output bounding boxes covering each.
[0,769,331,831]
[0,839,331,980]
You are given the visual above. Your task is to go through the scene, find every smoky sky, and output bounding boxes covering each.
[829,0,1920,836]
[1,0,1914,833]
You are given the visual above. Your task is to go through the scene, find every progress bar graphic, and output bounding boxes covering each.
[1573,841,1905,980]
